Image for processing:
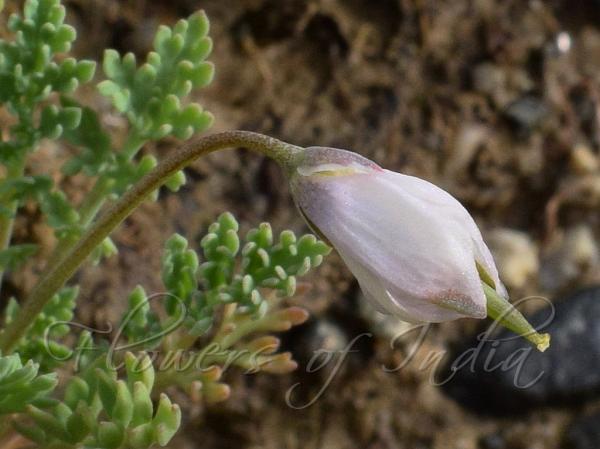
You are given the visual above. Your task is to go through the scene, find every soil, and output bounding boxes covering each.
[9,0,600,448]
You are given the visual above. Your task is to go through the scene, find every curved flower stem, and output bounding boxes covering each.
[0,131,303,353]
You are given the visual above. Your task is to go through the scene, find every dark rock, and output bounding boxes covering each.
[479,433,506,449]
[503,95,548,136]
[282,317,373,411]
[565,412,600,449]
[284,317,372,374]
[441,286,600,414]
[292,319,350,368]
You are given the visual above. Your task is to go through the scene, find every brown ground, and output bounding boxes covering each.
[11,0,600,448]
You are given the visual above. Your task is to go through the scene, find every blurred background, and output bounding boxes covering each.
[18,0,600,448]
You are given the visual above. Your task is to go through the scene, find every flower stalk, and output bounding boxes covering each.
[0,131,302,353]
[0,130,550,354]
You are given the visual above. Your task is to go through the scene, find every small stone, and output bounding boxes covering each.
[478,433,506,449]
[446,124,491,178]
[288,319,355,378]
[502,95,548,135]
[567,226,599,266]
[473,63,506,98]
[487,228,539,290]
[441,286,600,413]
[556,32,572,53]
[540,225,599,291]
[570,144,599,175]
[565,412,600,449]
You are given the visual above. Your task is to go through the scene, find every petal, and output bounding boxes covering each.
[344,247,468,323]
[292,168,489,322]
[380,169,506,297]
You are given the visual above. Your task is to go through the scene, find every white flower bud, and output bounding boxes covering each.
[289,146,507,323]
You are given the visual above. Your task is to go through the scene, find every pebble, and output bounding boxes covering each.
[441,286,600,414]
[570,144,599,175]
[473,63,506,99]
[487,228,539,290]
[540,225,599,291]
[478,433,506,449]
[502,95,547,135]
[291,319,349,368]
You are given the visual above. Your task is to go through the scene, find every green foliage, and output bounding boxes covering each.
[0,1,332,448]
[2,213,328,447]
[0,1,215,269]
[16,353,181,449]
[0,0,95,156]
[87,10,215,201]
[5,287,78,370]
[0,243,38,270]
[39,190,80,237]
[155,212,330,337]
[122,286,162,349]
[0,0,95,242]
[161,233,199,317]
[200,212,330,313]
[117,213,329,401]
[90,237,118,266]
[0,353,57,414]
[0,173,52,202]
[98,11,214,141]
[60,99,112,177]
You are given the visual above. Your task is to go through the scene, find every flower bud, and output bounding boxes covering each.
[289,146,507,324]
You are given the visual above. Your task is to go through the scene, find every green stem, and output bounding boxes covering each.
[0,131,303,353]
[214,311,273,350]
[0,159,27,295]
[121,131,145,160]
[77,177,113,228]
[484,282,550,352]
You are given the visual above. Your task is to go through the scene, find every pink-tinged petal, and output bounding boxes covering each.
[290,147,498,323]
[343,250,468,323]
